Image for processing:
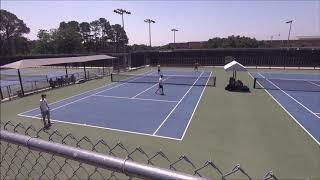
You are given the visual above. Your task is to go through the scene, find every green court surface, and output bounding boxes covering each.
[1,67,319,179]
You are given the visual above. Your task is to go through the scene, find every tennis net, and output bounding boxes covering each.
[253,77,320,92]
[111,73,216,86]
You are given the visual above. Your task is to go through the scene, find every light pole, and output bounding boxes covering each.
[113,9,131,29]
[171,29,178,46]
[286,20,293,47]
[144,19,155,47]
[113,9,131,70]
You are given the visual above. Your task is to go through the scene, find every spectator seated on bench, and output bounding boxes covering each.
[49,78,55,88]
[225,77,250,92]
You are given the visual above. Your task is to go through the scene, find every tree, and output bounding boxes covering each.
[79,22,91,51]
[98,18,112,51]
[129,44,153,51]
[111,24,128,45]
[110,24,128,53]
[54,21,82,53]
[205,35,262,48]
[0,9,30,55]
[90,20,101,51]
[35,29,52,54]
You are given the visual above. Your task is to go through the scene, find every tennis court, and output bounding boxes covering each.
[19,70,215,140]
[250,72,320,144]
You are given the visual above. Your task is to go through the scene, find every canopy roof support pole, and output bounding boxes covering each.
[65,65,68,76]
[83,63,87,79]
[17,69,24,96]
[102,61,105,75]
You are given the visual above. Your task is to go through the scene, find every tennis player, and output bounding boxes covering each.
[194,62,199,71]
[155,75,164,95]
[40,94,52,128]
[157,64,161,74]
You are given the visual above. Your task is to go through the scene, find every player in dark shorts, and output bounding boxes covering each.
[155,75,164,95]
[194,62,199,71]
[157,64,161,74]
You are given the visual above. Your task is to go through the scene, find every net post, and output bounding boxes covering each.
[253,78,257,88]
[214,76,216,87]
[111,73,113,82]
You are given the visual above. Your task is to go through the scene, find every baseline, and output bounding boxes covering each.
[18,114,181,141]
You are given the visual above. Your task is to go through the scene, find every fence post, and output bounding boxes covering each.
[7,86,11,100]
[0,87,3,100]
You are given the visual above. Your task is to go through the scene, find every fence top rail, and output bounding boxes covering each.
[0,130,206,180]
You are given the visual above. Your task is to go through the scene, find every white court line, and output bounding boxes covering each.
[308,81,320,87]
[93,94,178,103]
[257,73,319,119]
[153,71,204,135]
[19,69,154,115]
[131,77,169,98]
[18,114,182,141]
[255,77,320,82]
[25,71,156,117]
[180,72,212,140]
[249,72,319,145]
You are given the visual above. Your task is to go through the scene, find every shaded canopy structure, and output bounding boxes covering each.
[1,55,116,69]
[224,60,247,79]
[0,55,116,96]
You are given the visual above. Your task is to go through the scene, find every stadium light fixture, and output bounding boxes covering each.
[144,19,156,47]
[171,29,179,44]
[113,9,131,29]
[285,20,293,47]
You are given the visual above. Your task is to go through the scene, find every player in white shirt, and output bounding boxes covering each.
[155,75,164,95]
[40,94,52,128]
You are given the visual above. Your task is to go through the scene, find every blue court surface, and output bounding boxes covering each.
[19,70,213,140]
[250,72,320,145]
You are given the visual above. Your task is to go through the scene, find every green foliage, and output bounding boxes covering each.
[32,18,129,54]
[55,21,82,53]
[129,44,154,51]
[0,9,30,55]
[110,24,128,45]
[205,35,263,48]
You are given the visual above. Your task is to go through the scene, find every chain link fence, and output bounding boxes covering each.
[0,121,278,180]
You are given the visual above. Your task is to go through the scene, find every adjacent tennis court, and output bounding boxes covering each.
[19,70,215,140]
[250,72,320,144]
